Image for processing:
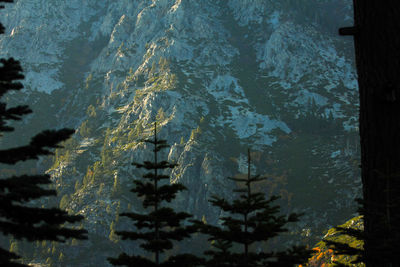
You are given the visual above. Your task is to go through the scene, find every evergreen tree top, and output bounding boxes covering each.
[197,149,312,267]
[108,121,203,266]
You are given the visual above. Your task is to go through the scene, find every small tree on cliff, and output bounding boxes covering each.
[107,122,203,267]
[0,1,87,266]
[197,149,312,267]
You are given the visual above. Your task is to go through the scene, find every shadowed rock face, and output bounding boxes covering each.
[0,0,360,266]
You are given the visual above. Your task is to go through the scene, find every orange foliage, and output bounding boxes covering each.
[307,246,336,266]
[312,247,321,253]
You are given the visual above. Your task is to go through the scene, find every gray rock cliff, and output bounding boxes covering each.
[0,1,360,266]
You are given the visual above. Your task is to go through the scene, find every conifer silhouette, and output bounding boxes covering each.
[108,122,203,267]
[197,149,312,267]
[0,1,87,266]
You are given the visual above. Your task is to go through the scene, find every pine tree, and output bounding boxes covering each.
[0,1,87,266]
[107,122,203,267]
[197,149,312,267]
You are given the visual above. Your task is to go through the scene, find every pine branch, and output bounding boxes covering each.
[0,0,13,10]
[163,253,206,267]
[0,174,56,202]
[108,253,157,267]
[0,58,24,98]
[0,247,26,267]
[0,129,74,164]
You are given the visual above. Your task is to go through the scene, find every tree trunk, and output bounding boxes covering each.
[342,1,400,266]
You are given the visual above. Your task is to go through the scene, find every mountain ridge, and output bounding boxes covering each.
[0,1,360,265]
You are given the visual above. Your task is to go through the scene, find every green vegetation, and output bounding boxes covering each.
[109,221,119,243]
[49,137,79,172]
[85,73,93,90]
[108,122,203,266]
[196,149,312,266]
[307,216,364,266]
[133,58,177,103]
[79,120,92,138]
[59,194,71,210]
[86,104,96,117]
[189,126,202,141]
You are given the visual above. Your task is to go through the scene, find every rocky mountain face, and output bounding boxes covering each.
[0,0,360,265]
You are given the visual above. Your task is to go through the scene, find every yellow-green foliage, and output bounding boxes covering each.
[201,215,207,224]
[79,120,92,138]
[101,128,117,168]
[59,252,65,262]
[134,57,177,103]
[126,67,135,82]
[158,57,169,72]
[125,119,159,149]
[74,180,81,192]
[112,174,122,197]
[82,165,94,187]
[59,194,71,210]
[306,216,364,267]
[115,201,121,222]
[92,160,112,184]
[92,161,102,182]
[106,204,112,214]
[127,121,143,143]
[101,144,113,168]
[156,107,166,122]
[109,202,121,243]
[71,238,78,246]
[51,244,57,255]
[9,241,19,254]
[199,116,205,124]
[86,104,96,117]
[109,229,119,243]
[81,160,111,188]
[97,183,105,196]
[117,42,124,55]
[109,221,119,243]
[149,61,157,77]
[189,126,201,140]
[46,257,54,267]
[50,148,71,171]
[95,119,147,165]
[85,73,93,89]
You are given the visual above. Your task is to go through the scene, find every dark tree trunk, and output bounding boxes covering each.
[341,1,400,266]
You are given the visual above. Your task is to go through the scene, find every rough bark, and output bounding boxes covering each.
[345,1,400,266]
